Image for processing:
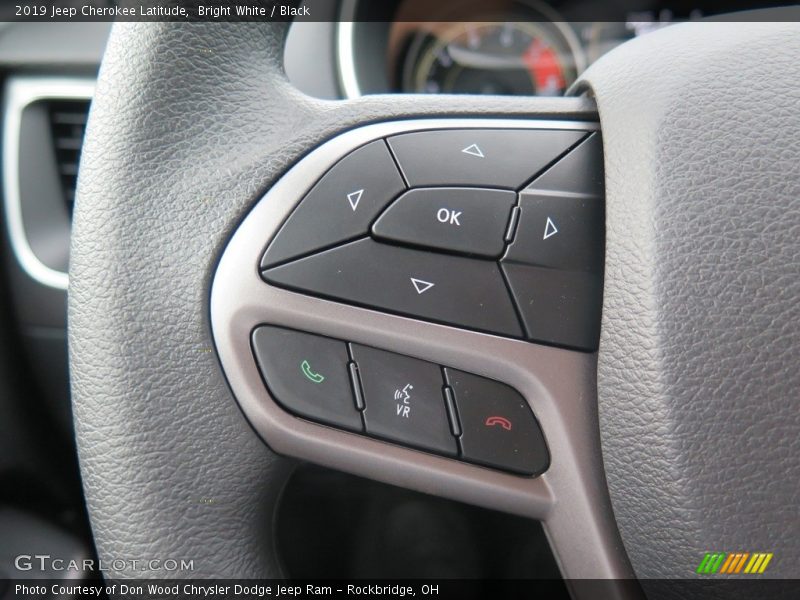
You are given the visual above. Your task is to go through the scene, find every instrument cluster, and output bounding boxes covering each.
[339,0,723,98]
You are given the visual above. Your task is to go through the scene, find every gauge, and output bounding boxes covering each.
[402,21,579,96]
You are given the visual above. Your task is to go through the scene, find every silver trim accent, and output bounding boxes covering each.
[211,119,635,583]
[2,77,95,290]
[336,1,361,98]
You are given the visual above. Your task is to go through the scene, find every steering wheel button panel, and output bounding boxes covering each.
[371,187,516,258]
[263,238,524,337]
[387,128,587,188]
[445,368,549,476]
[260,140,406,268]
[211,119,628,581]
[246,325,545,473]
[251,326,362,432]
[351,344,457,456]
[502,264,603,351]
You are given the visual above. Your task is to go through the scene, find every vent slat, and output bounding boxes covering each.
[58,163,79,176]
[47,100,90,212]
[54,137,83,151]
[51,112,88,125]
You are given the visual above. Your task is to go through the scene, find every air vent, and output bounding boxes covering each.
[3,77,95,289]
[48,100,90,212]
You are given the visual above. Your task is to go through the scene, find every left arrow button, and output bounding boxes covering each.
[261,140,405,268]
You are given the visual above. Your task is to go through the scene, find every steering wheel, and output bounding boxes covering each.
[70,19,800,592]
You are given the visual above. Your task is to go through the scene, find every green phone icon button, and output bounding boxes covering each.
[300,359,325,384]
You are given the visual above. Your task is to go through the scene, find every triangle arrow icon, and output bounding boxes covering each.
[410,278,435,294]
[347,189,364,211]
[543,217,558,240]
[461,143,485,158]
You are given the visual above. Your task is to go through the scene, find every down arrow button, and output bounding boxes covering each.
[263,239,523,337]
[410,278,435,294]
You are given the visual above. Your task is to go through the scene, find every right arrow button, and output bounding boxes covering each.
[505,194,603,272]
[543,217,558,240]
[500,133,605,350]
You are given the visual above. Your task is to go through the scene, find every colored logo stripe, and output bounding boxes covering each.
[698,552,773,574]
[719,553,736,574]
[744,553,773,574]
[697,553,726,574]
[719,553,748,574]
[734,553,750,573]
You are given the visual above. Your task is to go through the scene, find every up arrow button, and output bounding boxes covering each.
[387,129,587,188]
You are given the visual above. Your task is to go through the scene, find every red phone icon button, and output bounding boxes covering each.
[484,416,512,431]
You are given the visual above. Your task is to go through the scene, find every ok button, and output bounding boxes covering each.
[372,187,516,258]
[437,207,462,226]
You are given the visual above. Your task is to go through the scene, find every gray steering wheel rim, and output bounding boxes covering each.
[577,19,800,580]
